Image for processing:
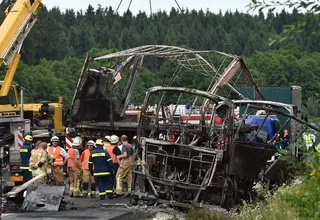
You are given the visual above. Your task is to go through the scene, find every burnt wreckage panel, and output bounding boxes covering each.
[69,45,263,137]
[131,86,319,208]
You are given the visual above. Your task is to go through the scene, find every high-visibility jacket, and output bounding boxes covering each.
[67,148,79,168]
[89,147,113,176]
[305,134,313,145]
[48,146,64,166]
[20,142,32,170]
[81,149,91,170]
[106,144,118,164]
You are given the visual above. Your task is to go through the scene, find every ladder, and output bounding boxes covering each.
[0,12,38,66]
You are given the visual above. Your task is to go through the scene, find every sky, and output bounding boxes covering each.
[43,0,253,14]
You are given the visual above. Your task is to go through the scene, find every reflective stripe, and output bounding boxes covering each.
[93,172,110,176]
[20,166,29,170]
[105,190,113,193]
[99,192,106,195]
[107,158,112,162]
[88,161,93,164]
[92,153,106,157]
[82,160,89,167]
[20,149,28,153]
[40,157,46,163]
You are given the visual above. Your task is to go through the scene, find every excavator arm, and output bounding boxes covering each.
[0,0,43,103]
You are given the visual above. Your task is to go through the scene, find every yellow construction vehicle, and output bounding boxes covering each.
[0,0,65,135]
[0,0,64,186]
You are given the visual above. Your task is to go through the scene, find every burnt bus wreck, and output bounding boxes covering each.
[67,45,318,209]
[131,86,318,208]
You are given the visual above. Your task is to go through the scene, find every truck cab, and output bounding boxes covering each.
[0,116,31,186]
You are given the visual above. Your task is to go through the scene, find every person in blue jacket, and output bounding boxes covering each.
[89,139,113,200]
[20,134,33,183]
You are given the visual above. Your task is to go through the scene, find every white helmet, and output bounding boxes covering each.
[50,136,59,142]
[72,138,81,147]
[87,140,95,146]
[110,135,119,144]
[104,135,111,142]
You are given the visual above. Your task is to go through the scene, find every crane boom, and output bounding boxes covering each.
[0,0,43,99]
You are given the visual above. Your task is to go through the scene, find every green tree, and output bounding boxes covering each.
[249,0,320,45]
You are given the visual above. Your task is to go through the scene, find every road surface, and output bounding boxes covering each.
[1,196,154,220]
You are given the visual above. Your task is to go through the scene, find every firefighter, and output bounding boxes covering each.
[32,140,43,153]
[105,135,121,190]
[20,134,33,183]
[29,142,55,184]
[115,135,133,196]
[303,130,315,150]
[80,140,97,198]
[89,139,113,200]
[103,135,111,150]
[48,136,68,184]
[68,138,81,197]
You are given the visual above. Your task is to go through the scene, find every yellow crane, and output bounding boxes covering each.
[0,0,65,134]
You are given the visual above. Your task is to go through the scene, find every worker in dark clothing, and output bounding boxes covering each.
[89,139,113,200]
[20,135,33,183]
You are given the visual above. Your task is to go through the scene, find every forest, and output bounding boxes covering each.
[0,0,319,107]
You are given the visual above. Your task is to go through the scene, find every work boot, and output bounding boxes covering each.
[74,192,81,198]
[90,193,96,198]
[107,194,113,200]
[100,195,106,200]
[83,193,88,198]
[114,194,123,198]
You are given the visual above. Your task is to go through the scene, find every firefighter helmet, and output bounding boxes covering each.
[50,136,59,142]
[95,139,104,146]
[110,135,119,144]
[72,138,81,147]
[24,135,33,141]
[87,140,95,146]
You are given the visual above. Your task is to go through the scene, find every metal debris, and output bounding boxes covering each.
[21,184,65,212]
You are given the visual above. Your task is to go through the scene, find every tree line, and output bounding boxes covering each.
[0,1,318,108]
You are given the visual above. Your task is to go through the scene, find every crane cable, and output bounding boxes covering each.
[173,0,205,49]
[149,0,158,70]
[115,0,124,13]
[113,0,133,50]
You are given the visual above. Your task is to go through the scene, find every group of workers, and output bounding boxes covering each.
[20,134,137,200]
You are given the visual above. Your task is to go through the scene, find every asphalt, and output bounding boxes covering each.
[1,196,150,220]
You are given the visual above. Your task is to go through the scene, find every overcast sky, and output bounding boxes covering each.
[44,0,253,14]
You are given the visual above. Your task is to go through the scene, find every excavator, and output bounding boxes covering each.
[0,0,64,187]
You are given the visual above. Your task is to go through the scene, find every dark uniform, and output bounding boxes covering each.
[89,139,113,200]
[20,136,33,183]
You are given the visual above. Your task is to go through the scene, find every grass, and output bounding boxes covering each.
[185,152,320,220]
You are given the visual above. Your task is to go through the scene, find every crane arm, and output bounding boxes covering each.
[0,0,43,99]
